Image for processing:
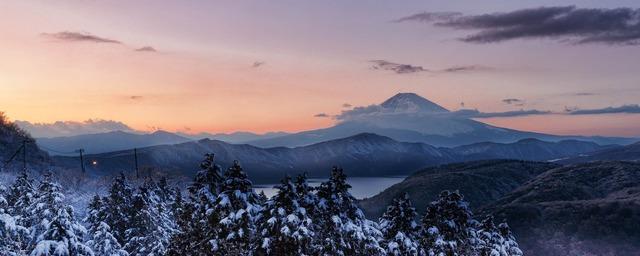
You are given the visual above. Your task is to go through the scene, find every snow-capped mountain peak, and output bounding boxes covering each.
[380,93,449,113]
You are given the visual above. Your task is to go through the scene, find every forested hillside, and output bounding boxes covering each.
[0,154,523,255]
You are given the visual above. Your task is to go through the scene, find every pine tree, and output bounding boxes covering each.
[84,195,105,232]
[1,190,29,255]
[103,173,134,245]
[155,177,176,207]
[212,160,261,255]
[85,195,128,256]
[26,172,67,248]
[124,180,174,256]
[379,193,421,256]
[294,173,318,217]
[170,187,183,222]
[7,171,35,217]
[255,176,315,255]
[477,215,503,256]
[167,153,224,255]
[498,222,522,256]
[0,210,29,255]
[87,222,128,256]
[257,191,268,205]
[316,167,384,256]
[30,208,93,256]
[420,190,478,256]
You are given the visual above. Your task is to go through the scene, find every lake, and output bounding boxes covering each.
[255,176,407,199]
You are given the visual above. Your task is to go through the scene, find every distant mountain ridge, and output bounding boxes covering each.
[559,141,640,163]
[37,130,192,155]
[451,138,617,161]
[177,131,289,143]
[52,133,457,182]
[31,93,637,152]
[51,133,611,183]
[246,93,636,147]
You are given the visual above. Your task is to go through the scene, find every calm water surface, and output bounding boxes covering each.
[255,176,407,199]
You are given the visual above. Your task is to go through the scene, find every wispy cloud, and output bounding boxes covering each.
[314,113,330,118]
[502,98,523,105]
[370,60,427,74]
[15,119,136,138]
[440,65,493,73]
[397,6,640,45]
[252,61,266,68]
[135,46,157,52]
[370,60,492,74]
[41,31,122,44]
[453,109,551,118]
[574,92,597,96]
[568,104,640,115]
[335,105,383,120]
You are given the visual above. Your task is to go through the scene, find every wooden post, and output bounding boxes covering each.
[134,148,139,179]
[79,149,85,173]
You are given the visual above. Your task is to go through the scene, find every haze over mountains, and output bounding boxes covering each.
[37,130,192,155]
[51,133,614,183]
[246,93,636,147]
[27,93,637,156]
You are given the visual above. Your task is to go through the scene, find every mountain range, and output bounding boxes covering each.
[177,131,290,144]
[36,130,192,155]
[28,93,637,156]
[559,141,640,163]
[245,93,636,147]
[51,133,613,183]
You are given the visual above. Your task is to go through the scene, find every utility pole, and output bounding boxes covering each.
[134,148,139,179]
[78,149,85,173]
[22,140,27,170]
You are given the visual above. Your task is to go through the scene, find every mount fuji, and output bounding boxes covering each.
[247,93,635,147]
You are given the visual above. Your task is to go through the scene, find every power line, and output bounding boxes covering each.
[37,144,80,155]
[2,143,24,170]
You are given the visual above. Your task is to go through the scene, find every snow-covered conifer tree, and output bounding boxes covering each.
[1,189,29,255]
[257,191,268,205]
[294,173,318,217]
[87,222,128,256]
[379,193,421,256]
[167,153,224,255]
[30,208,93,256]
[7,171,35,217]
[211,160,261,255]
[498,222,523,256]
[316,167,384,256]
[255,176,315,255]
[85,195,128,256]
[103,173,134,245]
[420,190,478,256]
[26,172,66,247]
[124,181,174,256]
[477,215,503,256]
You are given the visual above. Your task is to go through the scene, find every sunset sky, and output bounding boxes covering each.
[2,1,640,137]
